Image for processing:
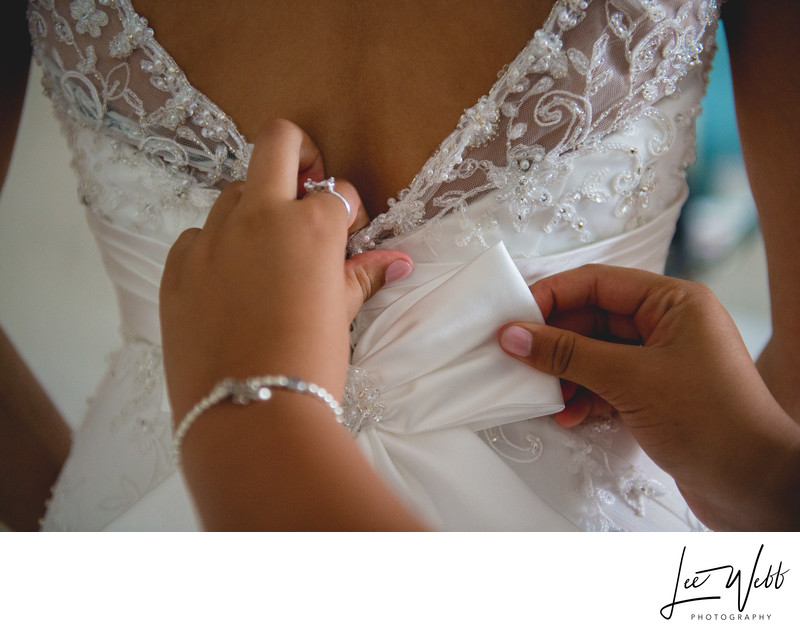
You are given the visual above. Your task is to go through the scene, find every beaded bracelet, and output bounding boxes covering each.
[173,375,343,463]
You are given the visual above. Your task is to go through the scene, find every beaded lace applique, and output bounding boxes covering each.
[28,0,250,193]
[348,0,719,255]
[342,366,385,434]
[484,415,674,530]
[565,416,667,530]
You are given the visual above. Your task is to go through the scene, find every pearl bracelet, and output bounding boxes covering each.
[173,376,343,463]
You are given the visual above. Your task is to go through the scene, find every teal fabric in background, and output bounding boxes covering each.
[671,23,757,275]
[696,24,742,168]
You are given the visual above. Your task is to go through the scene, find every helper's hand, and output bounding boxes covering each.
[160,119,413,423]
[498,264,800,531]
[158,120,423,530]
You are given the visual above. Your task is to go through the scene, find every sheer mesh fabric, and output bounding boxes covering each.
[28,0,250,188]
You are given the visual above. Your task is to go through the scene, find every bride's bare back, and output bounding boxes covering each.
[133,0,553,214]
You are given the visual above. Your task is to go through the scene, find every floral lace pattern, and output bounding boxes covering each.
[342,366,385,434]
[483,414,679,531]
[348,0,718,256]
[73,131,219,241]
[28,0,250,193]
[564,416,667,531]
[109,330,169,445]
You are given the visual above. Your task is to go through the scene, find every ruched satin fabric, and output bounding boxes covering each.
[89,210,169,346]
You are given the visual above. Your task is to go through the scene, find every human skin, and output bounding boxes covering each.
[160,120,424,531]
[722,0,800,424]
[499,264,800,531]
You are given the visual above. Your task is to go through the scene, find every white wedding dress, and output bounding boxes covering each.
[32,0,719,531]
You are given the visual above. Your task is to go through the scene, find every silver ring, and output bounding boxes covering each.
[303,177,352,221]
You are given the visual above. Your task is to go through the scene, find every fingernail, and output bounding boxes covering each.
[500,326,532,356]
[385,260,413,284]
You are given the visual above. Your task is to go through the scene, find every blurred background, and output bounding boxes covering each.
[0,26,771,517]
[665,25,770,355]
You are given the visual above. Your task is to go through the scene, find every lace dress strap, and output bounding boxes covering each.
[27,0,250,187]
[348,0,720,255]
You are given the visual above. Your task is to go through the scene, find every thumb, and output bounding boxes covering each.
[498,322,634,400]
[344,251,413,320]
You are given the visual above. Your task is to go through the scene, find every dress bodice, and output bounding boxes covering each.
[31,0,719,531]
